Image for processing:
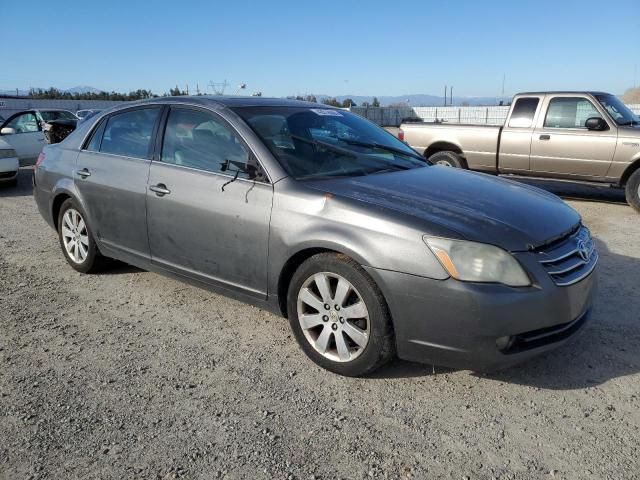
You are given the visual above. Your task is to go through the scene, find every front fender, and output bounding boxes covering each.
[267,184,450,295]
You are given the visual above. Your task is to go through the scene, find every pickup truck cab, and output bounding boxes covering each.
[400,92,640,211]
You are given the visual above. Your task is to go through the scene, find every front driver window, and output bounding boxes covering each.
[544,98,603,129]
[6,113,39,134]
[161,108,253,178]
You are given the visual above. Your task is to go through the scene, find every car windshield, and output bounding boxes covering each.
[232,106,427,179]
[595,94,639,126]
[40,110,77,122]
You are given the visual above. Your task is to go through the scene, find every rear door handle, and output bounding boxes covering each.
[539,134,551,140]
[149,183,171,196]
[76,168,91,178]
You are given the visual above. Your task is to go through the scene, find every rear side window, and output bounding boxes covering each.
[544,97,602,129]
[508,98,539,128]
[99,107,160,159]
[85,118,106,152]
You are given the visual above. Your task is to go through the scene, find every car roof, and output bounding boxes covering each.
[517,91,610,96]
[129,95,332,109]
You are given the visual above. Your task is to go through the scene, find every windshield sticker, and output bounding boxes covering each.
[310,109,343,117]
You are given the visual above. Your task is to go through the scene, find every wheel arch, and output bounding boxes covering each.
[276,244,372,318]
[620,158,640,186]
[51,192,72,231]
[424,141,464,160]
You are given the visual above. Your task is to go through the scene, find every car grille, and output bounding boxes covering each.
[536,226,598,286]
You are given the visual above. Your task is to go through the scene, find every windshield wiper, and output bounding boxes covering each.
[338,138,425,161]
[289,134,357,158]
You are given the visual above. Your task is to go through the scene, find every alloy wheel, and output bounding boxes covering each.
[61,208,89,264]
[297,272,370,362]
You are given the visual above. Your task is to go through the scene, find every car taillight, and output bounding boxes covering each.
[36,152,45,167]
[397,129,405,142]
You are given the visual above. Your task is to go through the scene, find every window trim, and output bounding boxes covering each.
[542,96,609,131]
[155,105,272,184]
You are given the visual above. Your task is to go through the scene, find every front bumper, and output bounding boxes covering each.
[365,261,596,371]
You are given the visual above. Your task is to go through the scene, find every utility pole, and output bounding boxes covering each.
[450,86,453,106]
[501,73,506,104]
[444,86,447,106]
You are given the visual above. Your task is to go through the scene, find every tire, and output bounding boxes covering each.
[428,150,466,168]
[625,169,640,213]
[57,198,106,273]
[287,252,395,376]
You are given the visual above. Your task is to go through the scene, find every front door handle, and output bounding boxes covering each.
[539,134,551,140]
[149,183,171,196]
[76,168,91,178]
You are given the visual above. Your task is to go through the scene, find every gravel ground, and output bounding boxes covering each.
[1,168,638,480]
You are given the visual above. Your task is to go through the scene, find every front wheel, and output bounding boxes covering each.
[625,169,640,213]
[287,253,395,376]
[57,198,106,273]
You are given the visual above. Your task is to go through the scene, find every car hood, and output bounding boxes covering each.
[305,166,581,252]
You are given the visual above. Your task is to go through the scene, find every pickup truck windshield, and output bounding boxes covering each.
[595,94,639,126]
[233,106,426,179]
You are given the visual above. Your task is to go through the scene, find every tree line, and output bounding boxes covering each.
[15,88,384,107]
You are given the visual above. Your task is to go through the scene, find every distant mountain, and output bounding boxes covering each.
[65,86,103,94]
[313,93,508,107]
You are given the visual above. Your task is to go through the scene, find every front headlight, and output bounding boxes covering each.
[424,237,531,287]
[0,149,17,159]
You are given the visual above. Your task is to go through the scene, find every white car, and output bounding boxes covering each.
[0,109,77,166]
[0,137,19,187]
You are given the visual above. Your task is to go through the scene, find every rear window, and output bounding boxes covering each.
[508,98,539,128]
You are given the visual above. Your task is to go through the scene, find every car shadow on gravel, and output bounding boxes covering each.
[0,168,33,198]
[372,239,640,389]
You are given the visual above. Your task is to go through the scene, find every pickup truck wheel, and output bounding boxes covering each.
[625,169,640,213]
[287,252,395,377]
[428,151,466,168]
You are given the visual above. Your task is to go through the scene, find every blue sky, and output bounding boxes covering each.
[2,0,638,97]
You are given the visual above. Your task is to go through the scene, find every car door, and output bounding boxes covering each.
[75,106,162,262]
[0,111,45,165]
[497,96,542,172]
[530,95,617,178]
[146,106,273,298]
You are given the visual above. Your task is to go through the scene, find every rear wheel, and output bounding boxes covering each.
[57,198,106,273]
[428,150,466,168]
[625,169,640,213]
[287,253,395,376]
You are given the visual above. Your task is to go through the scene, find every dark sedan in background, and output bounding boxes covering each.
[32,97,597,376]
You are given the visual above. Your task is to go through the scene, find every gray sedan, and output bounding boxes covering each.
[33,97,597,376]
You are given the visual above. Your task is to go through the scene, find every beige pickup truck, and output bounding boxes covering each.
[399,91,640,211]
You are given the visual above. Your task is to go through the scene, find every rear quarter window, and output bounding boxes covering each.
[508,98,539,128]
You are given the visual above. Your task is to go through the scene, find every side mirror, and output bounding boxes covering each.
[585,117,607,131]
[0,127,16,135]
